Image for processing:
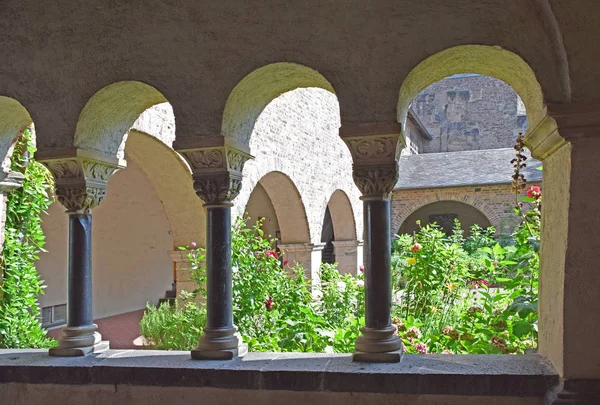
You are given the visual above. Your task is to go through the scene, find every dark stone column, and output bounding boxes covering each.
[180,142,252,360]
[41,153,121,357]
[341,127,403,363]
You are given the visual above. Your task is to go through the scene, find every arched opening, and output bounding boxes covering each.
[244,171,310,246]
[321,190,360,274]
[0,96,33,173]
[398,200,492,236]
[221,62,336,146]
[74,81,170,158]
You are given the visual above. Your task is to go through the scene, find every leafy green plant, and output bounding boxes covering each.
[141,217,365,353]
[0,129,55,348]
[139,300,206,350]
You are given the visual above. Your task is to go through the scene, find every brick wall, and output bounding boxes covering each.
[391,182,541,236]
[413,75,528,153]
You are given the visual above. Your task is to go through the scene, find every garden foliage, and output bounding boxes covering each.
[0,129,55,348]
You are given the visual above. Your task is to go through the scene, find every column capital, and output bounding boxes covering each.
[340,124,403,199]
[38,149,124,214]
[178,138,253,205]
[526,102,600,160]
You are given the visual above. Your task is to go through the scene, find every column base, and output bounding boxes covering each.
[551,379,600,405]
[49,326,109,357]
[191,326,247,360]
[352,349,402,363]
[353,325,403,363]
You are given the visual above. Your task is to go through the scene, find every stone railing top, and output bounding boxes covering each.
[0,349,558,397]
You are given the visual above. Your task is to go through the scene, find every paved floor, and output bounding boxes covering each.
[47,309,146,349]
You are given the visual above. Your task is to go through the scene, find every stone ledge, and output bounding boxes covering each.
[0,350,558,397]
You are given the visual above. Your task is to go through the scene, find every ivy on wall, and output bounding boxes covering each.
[0,129,55,348]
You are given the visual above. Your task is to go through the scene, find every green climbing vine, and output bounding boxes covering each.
[0,128,55,348]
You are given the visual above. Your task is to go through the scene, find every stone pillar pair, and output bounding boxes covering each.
[37,149,123,356]
[341,124,405,362]
[527,103,600,404]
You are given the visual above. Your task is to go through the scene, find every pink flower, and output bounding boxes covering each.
[527,185,541,200]
[283,260,289,266]
[415,342,428,354]
[480,279,490,287]
[190,242,197,248]
[265,296,274,311]
[411,243,423,252]
[266,251,279,259]
[359,265,365,273]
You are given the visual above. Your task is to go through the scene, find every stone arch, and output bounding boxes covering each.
[221,62,336,146]
[74,81,170,158]
[397,200,492,237]
[397,45,546,135]
[326,189,357,242]
[247,171,311,244]
[393,192,501,236]
[124,130,205,248]
[0,96,33,173]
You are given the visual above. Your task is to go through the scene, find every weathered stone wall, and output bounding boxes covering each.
[391,182,541,236]
[233,88,363,245]
[413,75,528,153]
[400,118,424,156]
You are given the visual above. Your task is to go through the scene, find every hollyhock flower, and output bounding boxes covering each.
[356,280,364,288]
[265,296,274,311]
[415,342,428,354]
[283,260,289,266]
[407,257,417,265]
[190,241,197,248]
[359,265,364,273]
[336,281,347,291]
[411,243,423,252]
[266,251,279,259]
[527,185,541,200]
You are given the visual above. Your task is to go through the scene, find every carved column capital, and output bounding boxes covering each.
[179,143,253,205]
[341,130,403,199]
[39,150,123,214]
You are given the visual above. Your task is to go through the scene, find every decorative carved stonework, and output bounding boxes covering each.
[43,157,121,213]
[352,163,399,198]
[344,135,399,163]
[180,145,252,204]
[341,132,402,199]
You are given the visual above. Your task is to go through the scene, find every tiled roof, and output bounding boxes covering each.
[394,148,542,189]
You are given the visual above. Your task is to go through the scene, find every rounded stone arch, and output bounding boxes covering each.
[245,171,310,244]
[124,130,205,248]
[74,81,170,158]
[397,45,546,134]
[393,193,501,236]
[397,200,493,237]
[0,96,33,173]
[221,62,336,146]
[325,189,357,242]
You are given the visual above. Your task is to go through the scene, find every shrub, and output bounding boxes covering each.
[139,301,206,350]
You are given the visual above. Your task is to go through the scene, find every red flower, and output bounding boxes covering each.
[266,251,279,259]
[527,185,541,200]
[283,260,289,266]
[265,296,274,311]
[411,243,423,252]
[359,265,365,273]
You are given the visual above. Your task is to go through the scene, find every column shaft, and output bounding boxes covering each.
[67,214,93,327]
[363,199,392,329]
[205,204,233,329]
